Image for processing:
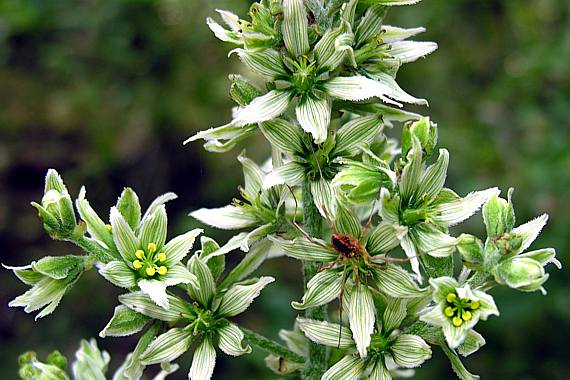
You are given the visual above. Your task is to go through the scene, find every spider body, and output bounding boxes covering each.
[331,233,365,259]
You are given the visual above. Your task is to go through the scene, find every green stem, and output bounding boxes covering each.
[241,327,305,364]
[300,180,328,380]
[69,236,116,264]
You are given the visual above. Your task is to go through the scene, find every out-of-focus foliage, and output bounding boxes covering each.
[0,0,568,379]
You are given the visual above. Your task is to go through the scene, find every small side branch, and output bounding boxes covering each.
[241,327,305,364]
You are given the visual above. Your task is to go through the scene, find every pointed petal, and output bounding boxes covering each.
[430,188,500,227]
[310,178,337,219]
[297,317,355,348]
[110,207,139,262]
[187,256,216,307]
[190,205,259,230]
[333,115,383,157]
[217,277,275,317]
[324,75,394,102]
[217,323,252,356]
[139,205,168,250]
[370,359,392,380]
[296,95,331,144]
[163,264,199,288]
[282,0,309,56]
[511,214,548,255]
[292,269,343,310]
[349,283,375,358]
[140,328,193,365]
[270,236,337,262]
[231,90,291,127]
[391,334,432,368]
[401,234,422,281]
[373,264,429,298]
[99,260,137,289]
[189,338,216,380]
[322,355,365,380]
[163,229,203,265]
[416,149,449,201]
[231,48,287,79]
[388,40,438,63]
[119,291,190,322]
[260,118,305,155]
[138,279,169,309]
[263,161,306,189]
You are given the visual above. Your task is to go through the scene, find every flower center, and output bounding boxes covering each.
[132,242,168,278]
[443,292,480,327]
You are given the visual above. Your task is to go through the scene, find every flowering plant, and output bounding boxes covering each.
[7,1,559,379]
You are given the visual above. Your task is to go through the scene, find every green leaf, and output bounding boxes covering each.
[116,188,142,230]
[99,305,149,338]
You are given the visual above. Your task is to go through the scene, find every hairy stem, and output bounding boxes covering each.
[300,179,328,380]
[241,327,305,364]
[70,236,116,264]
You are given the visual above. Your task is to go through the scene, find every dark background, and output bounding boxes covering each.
[1,0,568,378]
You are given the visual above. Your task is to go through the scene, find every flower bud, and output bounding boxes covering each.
[456,234,484,269]
[482,188,515,238]
[493,257,546,291]
[31,169,77,238]
[401,117,438,159]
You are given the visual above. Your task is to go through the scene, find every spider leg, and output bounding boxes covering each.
[318,253,342,272]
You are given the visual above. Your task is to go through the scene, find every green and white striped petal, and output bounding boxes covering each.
[390,334,432,368]
[416,149,449,201]
[430,188,500,227]
[296,95,331,144]
[263,161,306,189]
[206,17,242,44]
[270,236,337,262]
[314,21,355,71]
[333,115,383,157]
[366,222,407,256]
[349,282,375,358]
[230,48,287,79]
[72,339,110,380]
[399,137,423,203]
[292,269,343,310]
[311,178,337,219]
[217,276,275,317]
[382,297,407,333]
[76,187,115,252]
[297,317,355,349]
[217,323,252,356]
[140,328,193,365]
[231,90,292,127]
[381,25,426,43]
[163,229,203,265]
[374,0,422,4]
[138,279,169,309]
[99,305,149,338]
[191,205,259,230]
[189,338,217,380]
[162,264,199,288]
[119,291,189,322]
[140,193,177,232]
[366,72,428,106]
[457,330,486,357]
[373,265,429,298]
[401,234,422,281]
[322,355,365,380]
[110,207,139,262]
[139,205,168,250]
[99,260,137,289]
[388,41,438,64]
[187,255,216,307]
[259,119,305,155]
[410,225,457,258]
[511,214,548,255]
[355,4,388,46]
[216,9,240,32]
[323,75,394,102]
[370,359,392,380]
[282,0,309,56]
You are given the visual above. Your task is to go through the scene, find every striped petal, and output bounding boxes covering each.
[110,207,139,262]
[191,205,259,230]
[348,283,375,358]
[297,317,355,349]
[430,188,500,227]
[140,328,193,365]
[282,0,309,56]
[292,269,343,310]
[322,355,365,380]
[119,291,189,322]
[189,338,216,380]
[217,323,252,356]
[163,229,203,265]
[296,95,331,144]
[231,90,291,127]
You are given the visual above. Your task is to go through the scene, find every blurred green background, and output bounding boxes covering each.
[0,0,568,378]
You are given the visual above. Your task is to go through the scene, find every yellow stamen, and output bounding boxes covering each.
[157,252,167,262]
[462,310,472,321]
[146,267,156,276]
[157,266,168,276]
[444,306,455,317]
[133,260,143,269]
[470,301,480,310]
[147,242,157,253]
[135,249,145,260]
[452,316,463,327]
[105,224,112,231]
[446,293,457,303]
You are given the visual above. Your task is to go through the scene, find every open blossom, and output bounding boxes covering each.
[420,277,499,348]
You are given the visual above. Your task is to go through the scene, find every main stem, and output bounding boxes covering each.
[300,179,328,380]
